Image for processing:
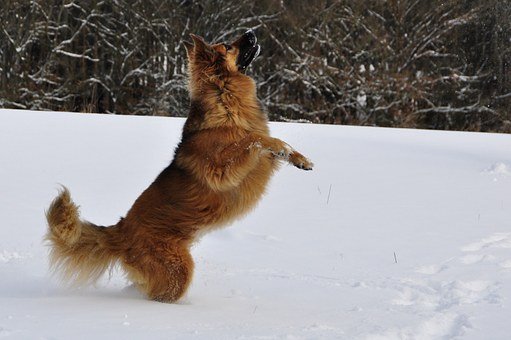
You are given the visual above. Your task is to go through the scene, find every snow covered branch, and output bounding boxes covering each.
[0,0,509,132]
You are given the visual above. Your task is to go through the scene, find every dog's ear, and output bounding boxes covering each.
[183,40,194,58]
[190,34,208,51]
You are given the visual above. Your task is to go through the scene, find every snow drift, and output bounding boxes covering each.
[0,109,510,339]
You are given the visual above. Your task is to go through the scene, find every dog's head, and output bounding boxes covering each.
[182,30,266,134]
[185,30,261,77]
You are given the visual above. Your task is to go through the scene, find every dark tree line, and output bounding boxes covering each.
[1,0,510,132]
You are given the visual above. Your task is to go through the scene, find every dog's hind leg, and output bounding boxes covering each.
[122,243,194,303]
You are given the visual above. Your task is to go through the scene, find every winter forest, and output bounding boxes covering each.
[0,0,510,132]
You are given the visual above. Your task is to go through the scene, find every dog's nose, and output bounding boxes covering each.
[244,29,257,45]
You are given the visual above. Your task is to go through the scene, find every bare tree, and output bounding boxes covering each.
[0,0,509,132]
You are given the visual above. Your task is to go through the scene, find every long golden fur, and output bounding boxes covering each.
[45,31,313,303]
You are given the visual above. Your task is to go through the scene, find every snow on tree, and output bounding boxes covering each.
[0,0,509,132]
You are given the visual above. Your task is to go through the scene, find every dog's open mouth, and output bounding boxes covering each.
[234,30,261,73]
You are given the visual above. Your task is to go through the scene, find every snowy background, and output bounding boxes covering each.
[0,108,510,339]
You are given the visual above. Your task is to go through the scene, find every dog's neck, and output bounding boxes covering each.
[184,72,269,136]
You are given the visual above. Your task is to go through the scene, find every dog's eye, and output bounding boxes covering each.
[224,44,232,51]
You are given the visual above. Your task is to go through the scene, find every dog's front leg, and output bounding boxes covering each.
[254,135,314,171]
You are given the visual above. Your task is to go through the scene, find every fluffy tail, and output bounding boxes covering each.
[45,187,124,285]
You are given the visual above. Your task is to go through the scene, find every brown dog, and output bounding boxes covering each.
[45,30,313,303]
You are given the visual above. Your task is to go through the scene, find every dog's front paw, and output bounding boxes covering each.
[289,152,314,171]
[295,160,314,171]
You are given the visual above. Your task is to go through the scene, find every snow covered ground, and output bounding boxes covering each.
[0,108,510,339]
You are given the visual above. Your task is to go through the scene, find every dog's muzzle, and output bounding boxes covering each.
[234,30,261,72]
